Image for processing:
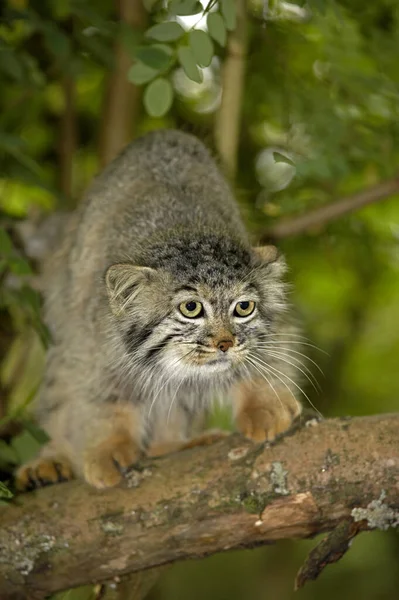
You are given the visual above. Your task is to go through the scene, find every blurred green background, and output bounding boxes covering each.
[0,0,398,598]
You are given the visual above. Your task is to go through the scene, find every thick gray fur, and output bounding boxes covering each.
[31,129,302,481]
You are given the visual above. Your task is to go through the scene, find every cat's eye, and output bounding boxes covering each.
[179,301,204,318]
[234,301,256,318]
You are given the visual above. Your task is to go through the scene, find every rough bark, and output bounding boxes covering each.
[99,0,148,167]
[214,0,248,179]
[1,414,398,599]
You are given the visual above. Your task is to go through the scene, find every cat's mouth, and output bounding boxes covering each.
[187,348,244,371]
[192,356,231,373]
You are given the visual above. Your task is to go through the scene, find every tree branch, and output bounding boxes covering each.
[1,414,398,599]
[99,0,147,167]
[214,0,248,179]
[264,176,399,240]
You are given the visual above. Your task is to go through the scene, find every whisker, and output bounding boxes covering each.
[147,349,194,418]
[257,332,311,340]
[244,356,286,415]
[262,349,321,394]
[248,353,299,408]
[255,346,324,376]
[167,376,185,425]
[256,340,328,354]
[250,354,323,418]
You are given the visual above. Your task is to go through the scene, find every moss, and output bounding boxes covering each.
[241,492,274,514]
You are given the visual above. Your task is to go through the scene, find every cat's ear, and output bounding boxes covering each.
[252,245,287,277]
[105,263,157,316]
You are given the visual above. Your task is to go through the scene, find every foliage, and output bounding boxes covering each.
[0,0,399,599]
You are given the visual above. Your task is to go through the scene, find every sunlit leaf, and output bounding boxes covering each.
[207,12,227,47]
[177,46,203,83]
[144,77,174,117]
[189,30,214,68]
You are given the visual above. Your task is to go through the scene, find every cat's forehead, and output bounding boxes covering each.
[145,231,255,286]
[176,280,257,302]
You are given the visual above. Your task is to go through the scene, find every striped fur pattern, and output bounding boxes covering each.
[16,130,302,489]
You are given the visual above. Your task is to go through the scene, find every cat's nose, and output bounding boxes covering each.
[217,339,234,352]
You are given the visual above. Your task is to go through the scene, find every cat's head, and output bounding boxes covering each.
[105,236,288,391]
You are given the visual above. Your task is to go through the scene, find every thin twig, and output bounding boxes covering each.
[264,176,399,240]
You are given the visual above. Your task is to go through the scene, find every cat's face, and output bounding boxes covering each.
[155,280,275,379]
[106,245,287,390]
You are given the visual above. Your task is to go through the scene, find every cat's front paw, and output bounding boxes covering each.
[83,433,140,489]
[235,387,301,443]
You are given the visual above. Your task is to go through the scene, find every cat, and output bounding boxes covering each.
[16,129,302,490]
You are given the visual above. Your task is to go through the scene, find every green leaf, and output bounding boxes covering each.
[273,152,295,166]
[0,482,13,500]
[189,30,214,68]
[119,23,143,57]
[146,22,185,42]
[221,0,236,31]
[0,134,45,177]
[42,23,71,61]
[177,46,203,83]
[0,47,25,82]
[78,32,113,67]
[0,133,25,153]
[128,62,159,85]
[0,259,8,276]
[207,12,227,47]
[22,420,50,444]
[0,229,13,256]
[17,286,51,347]
[170,0,203,16]
[11,430,44,464]
[18,285,42,315]
[143,78,174,117]
[8,257,33,275]
[0,441,19,465]
[135,45,172,70]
